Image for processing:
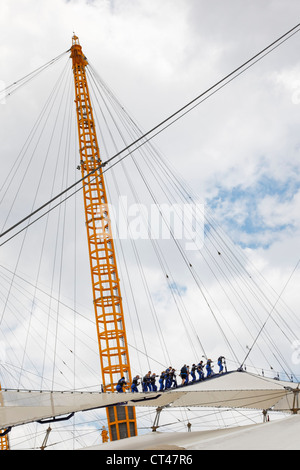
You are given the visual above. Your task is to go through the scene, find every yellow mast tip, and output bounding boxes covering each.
[72,34,79,45]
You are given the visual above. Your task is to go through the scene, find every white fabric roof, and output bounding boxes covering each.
[84,415,300,451]
[165,371,300,412]
[0,371,298,429]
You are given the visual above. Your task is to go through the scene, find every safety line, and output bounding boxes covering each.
[0,50,69,102]
[240,258,300,375]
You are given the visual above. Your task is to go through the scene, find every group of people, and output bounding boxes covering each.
[179,356,226,385]
[115,356,226,393]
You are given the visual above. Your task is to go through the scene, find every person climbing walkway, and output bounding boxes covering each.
[197,361,204,380]
[116,377,127,393]
[142,372,151,392]
[170,368,177,388]
[191,364,197,382]
[150,373,158,391]
[218,356,225,374]
[159,371,166,391]
[131,375,140,393]
[206,359,213,378]
[180,364,188,385]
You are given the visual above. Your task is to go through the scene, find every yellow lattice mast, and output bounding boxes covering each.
[70,35,137,442]
[0,384,9,450]
[0,434,9,450]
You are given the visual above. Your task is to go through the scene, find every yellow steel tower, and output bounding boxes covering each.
[70,35,137,441]
[0,384,9,450]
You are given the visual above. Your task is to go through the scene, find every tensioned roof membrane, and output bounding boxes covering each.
[0,371,298,430]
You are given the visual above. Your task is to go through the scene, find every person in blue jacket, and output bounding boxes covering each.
[150,373,158,392]
[159,371,165,391]
[170,368,177,388]
[191,364,197,382]
[197,361,204,380]
[218,356,225,374]
[206,359,213,378]
[142,372,151,392]
[116,377,127,392]
[131,375,140,393]
[163,367,171,389]
[180,365,188,385]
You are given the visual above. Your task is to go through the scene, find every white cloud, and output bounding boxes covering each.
[258,190,300,229]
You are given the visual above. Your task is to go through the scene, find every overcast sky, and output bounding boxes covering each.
[1,0,300,244]
[1,0,300,448]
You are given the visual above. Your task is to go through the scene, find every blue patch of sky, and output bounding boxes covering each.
[169,282,187,295]
[206,175,300,249]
